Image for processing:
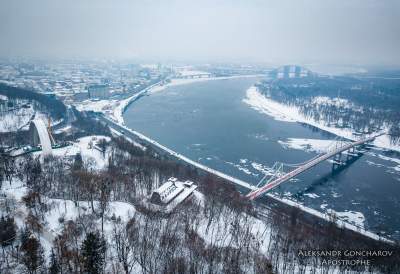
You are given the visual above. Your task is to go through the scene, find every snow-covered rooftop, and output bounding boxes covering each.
[149,177,197,210]
[150,177,184,205]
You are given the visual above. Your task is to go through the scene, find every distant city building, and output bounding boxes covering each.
[73,92,89,101]
[270,65,315,79]
[295,66,301,78]
[88,84,109,99]
[283,65,290,78]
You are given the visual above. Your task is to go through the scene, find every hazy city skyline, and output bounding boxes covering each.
[0,0,399,66]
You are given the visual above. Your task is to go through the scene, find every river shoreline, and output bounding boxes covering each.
[114,87,394,243]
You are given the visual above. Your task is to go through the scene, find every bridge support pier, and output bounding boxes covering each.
[332,152,343,171]
[332,145,363,172]
[346,146,358,161]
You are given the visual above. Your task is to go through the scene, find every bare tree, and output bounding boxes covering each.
[112,218,137,274]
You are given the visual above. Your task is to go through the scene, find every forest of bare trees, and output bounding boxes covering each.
[257,76,400,145]
[1,128,399,273]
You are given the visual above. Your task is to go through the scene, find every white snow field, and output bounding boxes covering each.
[33,135,112,169]
[0,104,35,132]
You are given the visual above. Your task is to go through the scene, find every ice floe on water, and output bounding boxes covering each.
[327,210,366,228]
[366,160,385,168]
[187,143,207,151]
[367,152,400,174]
[376,153,400,165]
[192,143,204,146]
[251,162,275,175]
[249,133,270,141]
[225,161,257,176]
[224,158,289,179]
[278,138,333,153]
[283,192,292,197]
[303,193,320,198]
[225,159,278,178]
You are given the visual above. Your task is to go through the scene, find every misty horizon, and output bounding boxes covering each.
[0,0,399,66]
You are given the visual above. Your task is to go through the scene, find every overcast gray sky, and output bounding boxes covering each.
[0,0,399,65]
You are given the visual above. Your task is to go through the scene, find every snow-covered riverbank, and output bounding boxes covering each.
[243,86,400,152]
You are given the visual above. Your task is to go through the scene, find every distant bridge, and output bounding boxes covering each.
[246,134,382,200]
[177,72,213,79]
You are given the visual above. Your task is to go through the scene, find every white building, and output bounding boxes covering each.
[149,178,197,211]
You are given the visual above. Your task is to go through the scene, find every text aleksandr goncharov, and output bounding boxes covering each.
[298,250,394,266]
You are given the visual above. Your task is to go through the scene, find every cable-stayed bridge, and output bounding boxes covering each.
[246,134,383,200]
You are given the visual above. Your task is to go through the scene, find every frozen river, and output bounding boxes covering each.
[124,77,400,240]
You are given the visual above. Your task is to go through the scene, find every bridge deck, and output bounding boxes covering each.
[246,134,382,200]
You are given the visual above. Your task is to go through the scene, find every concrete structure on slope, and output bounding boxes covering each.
[29,119,53,155]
